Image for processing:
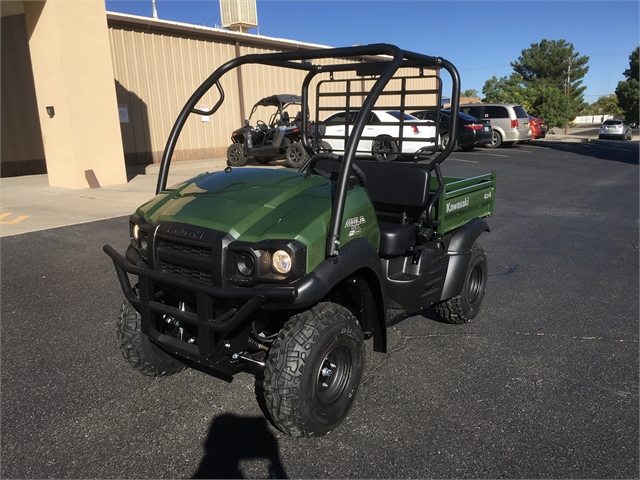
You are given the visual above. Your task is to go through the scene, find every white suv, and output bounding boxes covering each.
[459,103,531,148]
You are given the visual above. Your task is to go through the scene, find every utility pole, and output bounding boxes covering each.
[564,61,571,134]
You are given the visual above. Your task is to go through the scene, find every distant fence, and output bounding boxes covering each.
[574,115,613,124]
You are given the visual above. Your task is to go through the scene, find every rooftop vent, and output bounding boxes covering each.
[220,0,258,33]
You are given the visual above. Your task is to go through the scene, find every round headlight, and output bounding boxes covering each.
[272,250,292,275]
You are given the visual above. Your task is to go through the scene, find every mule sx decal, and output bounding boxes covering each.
[345,216,367,236]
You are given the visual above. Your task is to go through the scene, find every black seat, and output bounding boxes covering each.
[355,161,432,256]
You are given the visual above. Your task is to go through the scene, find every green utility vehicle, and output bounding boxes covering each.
[104,44,496,437]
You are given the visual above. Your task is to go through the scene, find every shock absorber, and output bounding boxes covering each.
[247,337,269,352]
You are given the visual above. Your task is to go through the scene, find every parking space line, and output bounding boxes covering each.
[449,158,479,163]
[485,153,509,157]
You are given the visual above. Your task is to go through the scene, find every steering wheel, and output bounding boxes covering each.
[256,120,269,132]
[308,153,367,187]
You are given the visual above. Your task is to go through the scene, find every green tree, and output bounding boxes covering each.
[583,94,623,118]
[481,39,589,126]
[615,47,639,124]
[511,39,589,110]
[462,89,479,98]
[529,84,574,128]
[481,74,531,108]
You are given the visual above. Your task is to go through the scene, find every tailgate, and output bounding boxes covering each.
[431,173,496,234]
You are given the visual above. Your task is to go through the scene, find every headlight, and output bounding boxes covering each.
[129,216,149,259]
[272,250,292,274]
[227,240,306,286]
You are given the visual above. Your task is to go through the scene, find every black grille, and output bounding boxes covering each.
[163,263,212,283]
[159,241,210,258]
[151,223,233,287]
[156,237,213,285]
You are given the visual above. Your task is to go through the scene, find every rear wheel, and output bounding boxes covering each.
[372,136,398,161]
[486,131,502,149]
[285,142,309,168]
[227,143,248,167]
[441,133,459,151]
[432,243,487,324]
[263,302,364,437]
[117,299,186,377]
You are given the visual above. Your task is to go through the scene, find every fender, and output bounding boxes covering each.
[293,238,387,352]
[440,217,490,301]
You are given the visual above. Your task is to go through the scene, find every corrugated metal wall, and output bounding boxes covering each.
[108,18,438,165]
[109,25,241,164]
[1,14,46,177]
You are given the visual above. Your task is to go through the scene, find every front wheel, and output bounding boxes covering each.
[285,142,309,168]
[227,143,248,167]
[263,302,365,437]
[117,299,186,376]
[432,243,487,324]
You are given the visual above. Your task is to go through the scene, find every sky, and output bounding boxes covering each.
[104,0,640,103]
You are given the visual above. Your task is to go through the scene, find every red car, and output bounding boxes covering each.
[529,116,547,139]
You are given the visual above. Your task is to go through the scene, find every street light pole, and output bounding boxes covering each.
[564,61,571,134]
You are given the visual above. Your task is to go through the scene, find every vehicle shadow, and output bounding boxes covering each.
[193,413,288,479]
[529,139,639,165]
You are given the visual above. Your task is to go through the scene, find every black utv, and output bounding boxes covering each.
[227,93,329,168]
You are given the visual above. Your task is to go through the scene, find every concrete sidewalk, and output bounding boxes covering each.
[0,131,597,238]
[0,157,234,237]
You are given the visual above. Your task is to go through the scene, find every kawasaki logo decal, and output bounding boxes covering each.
[345,216,366,236]
[446,197,470,213]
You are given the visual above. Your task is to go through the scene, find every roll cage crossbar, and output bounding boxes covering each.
[156,43,461,259]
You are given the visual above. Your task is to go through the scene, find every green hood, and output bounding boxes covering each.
[138,168,331,241]
[137,167,379,271]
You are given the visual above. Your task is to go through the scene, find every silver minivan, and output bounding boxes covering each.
[459,103,531,148]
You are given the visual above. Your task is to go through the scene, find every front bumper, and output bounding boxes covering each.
[104,244,301,373]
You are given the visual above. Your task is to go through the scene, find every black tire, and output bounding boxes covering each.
[254,156,272,165]
[432,243,487,324]
[263,302,365,437]
[318,140,333,153]
[372,136,398,162]
[441,133,459,152]
[626,130,633,141]
[486,130,502,149]
[226,143,248,167]
[117,299,186,377]
[285,142,309,168]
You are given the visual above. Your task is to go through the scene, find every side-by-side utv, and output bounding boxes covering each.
[104,44,496,437]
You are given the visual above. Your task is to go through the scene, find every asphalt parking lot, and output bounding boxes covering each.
[1,139,638,479]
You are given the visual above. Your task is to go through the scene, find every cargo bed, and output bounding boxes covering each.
[433,173,496,234]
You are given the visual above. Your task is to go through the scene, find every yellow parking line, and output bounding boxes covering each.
[0,213,29,224]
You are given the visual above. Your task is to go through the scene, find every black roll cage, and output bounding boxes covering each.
[155,43,461,260]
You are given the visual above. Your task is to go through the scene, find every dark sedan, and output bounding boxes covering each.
[411,109,493,151]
